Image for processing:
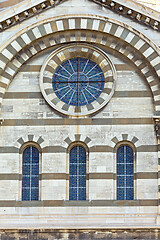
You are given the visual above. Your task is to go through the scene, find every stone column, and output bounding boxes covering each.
[155,118,160,225]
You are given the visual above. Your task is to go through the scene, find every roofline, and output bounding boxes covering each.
[113,0,160,19]
[92,0,160,30]
[0,0,159,32]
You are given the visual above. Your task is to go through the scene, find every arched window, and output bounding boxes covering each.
[69,145,86,200]
[22,146,39,201]
[117,145,134,200]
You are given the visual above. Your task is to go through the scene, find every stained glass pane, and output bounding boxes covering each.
[22,146,39,201]
[69,146,86,200]
[53,58,105,106]
[117,145,134,200]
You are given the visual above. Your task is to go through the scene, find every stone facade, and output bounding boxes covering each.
[0,0,159,233]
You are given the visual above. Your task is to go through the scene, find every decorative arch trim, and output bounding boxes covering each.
[114,140,136,153]
[111,134,139,148]
[0,15,160,114]
[19,141,42,154]
[16,135,46,151]
[64,134,92,149]
[67,141,89,153]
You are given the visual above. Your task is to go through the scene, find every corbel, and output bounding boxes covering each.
[153,116,160,137]
[0,118,4,125]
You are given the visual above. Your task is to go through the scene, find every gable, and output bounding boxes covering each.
[0,0,159,34]
[0,14,159,117]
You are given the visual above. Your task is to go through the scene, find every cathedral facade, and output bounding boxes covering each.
[0,0,160,238]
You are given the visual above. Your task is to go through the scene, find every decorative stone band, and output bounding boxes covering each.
[0,0,159,32]
[0,199,157,207]
[0,15,160,115]
[0,0,62,32]
[39,43,116,116]
[93,0,160,30]
[16,135,47,150]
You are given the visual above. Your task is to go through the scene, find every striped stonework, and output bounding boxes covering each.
[0,15,159,116]
[0,0,159,33]
[111,134,140,148]
[39,43,117,116]
[64,134,92,149]
[16,135,46,150]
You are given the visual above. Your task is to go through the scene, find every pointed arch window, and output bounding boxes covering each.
[69,145,86,200]
[22,146,39,201]
[117,145,134,200]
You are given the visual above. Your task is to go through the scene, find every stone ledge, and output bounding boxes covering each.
[0,199,157,207]
[0,229,160,239]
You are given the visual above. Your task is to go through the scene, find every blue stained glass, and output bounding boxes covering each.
[126,176,134,186]
[78,188,86,200]
[22,176,30,187]
[69,176,77,187]
[22,188,30,201]
[69,188,77,200]
[117,145,134,200]
[117,188,124,200]
[69,146,86,200]
[78,164,86,175]
[69,164,77,175]
[31,176,39,186]
[126,164,134,174]
[53,58,105,106]
[117,164,124,175]
[22,146,39,201]
[78,176,86,186]
[32,165,39,175]
[31,188,39,201]
[22,165,30,175]
[126,188,134,200]
[117,176,125,186]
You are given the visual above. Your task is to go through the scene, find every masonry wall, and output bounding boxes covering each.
[0,0,159,230]
[0,41,158,228]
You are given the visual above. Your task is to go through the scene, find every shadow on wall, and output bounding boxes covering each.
[0,229,160,239]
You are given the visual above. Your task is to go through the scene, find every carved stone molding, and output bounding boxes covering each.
[154,117,160,137]
[0,118,3,124]
[0,0,159,32]
[92,0,160,31]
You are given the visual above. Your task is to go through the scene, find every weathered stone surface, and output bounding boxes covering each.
[0,229,160,240]
[0,0,159,230]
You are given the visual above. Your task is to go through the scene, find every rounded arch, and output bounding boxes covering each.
[114,140,136,200]
[67,140,89,153]
[20,142,41,201]
[66,141,89,200]
[15,135,47,150]
[114,140,136,153]
[0,15,160,114]
[19,141,42,154]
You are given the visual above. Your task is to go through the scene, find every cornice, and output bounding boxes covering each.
[0,0,159,32]
[91,0,160,31]
[0,0,65,32]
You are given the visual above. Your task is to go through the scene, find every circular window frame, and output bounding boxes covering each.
[39,43,117,117]
[53,57,105,107]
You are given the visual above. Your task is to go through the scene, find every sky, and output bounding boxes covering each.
[136,0,160,11]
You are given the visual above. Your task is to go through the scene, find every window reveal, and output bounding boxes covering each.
[69,145,86,200]
[22,146,39,201]
[117,145,134,200]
